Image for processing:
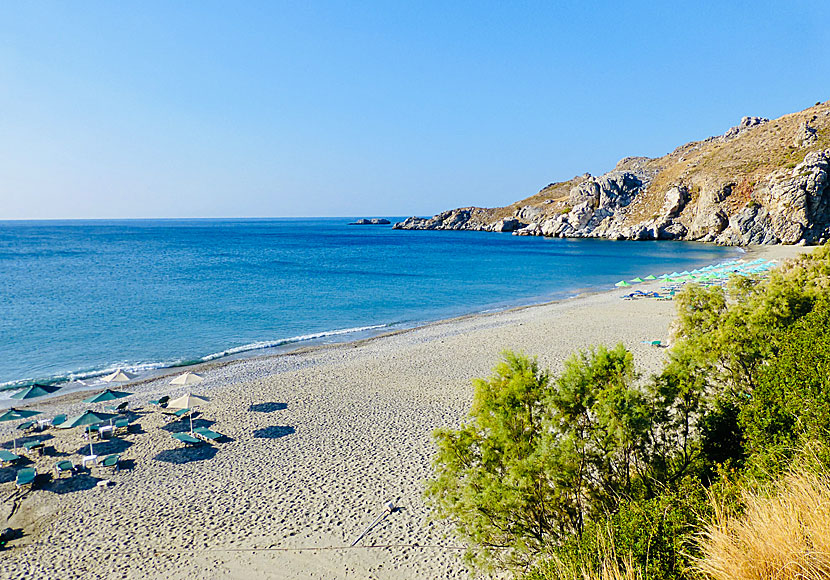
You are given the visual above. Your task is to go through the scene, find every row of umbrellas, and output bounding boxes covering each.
[8,369,205,401]
[1,370,207,453]
[615,258,778,287]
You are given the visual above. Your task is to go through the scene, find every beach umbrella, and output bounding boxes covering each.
[83,389,133,404]
[658,274,669,279]
[630,277,644,283]
[10,383,61,400]
[615,281,632,287]
[644,275,657,280]
[0,408,42,450]
[170,372,204,386]
[57,410,119,456]
[102,369,136,384]
[167,393,210,432]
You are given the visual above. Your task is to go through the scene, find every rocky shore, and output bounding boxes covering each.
[395,102,830,246]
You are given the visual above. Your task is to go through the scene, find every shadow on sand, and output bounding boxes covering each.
[253,425,295,439]
[249,402,287,413]
[153,445,218,465]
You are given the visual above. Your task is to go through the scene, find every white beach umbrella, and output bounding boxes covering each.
[169,372,204,386]
[102,369,137,384]
[167,393,210,432]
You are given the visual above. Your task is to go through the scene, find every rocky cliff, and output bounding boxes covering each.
[394,101,830,245]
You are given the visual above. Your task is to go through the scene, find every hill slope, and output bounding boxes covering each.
[394,101,830,245]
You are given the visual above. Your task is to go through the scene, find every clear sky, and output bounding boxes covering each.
[1,1,828,219]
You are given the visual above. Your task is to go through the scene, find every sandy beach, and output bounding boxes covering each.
[0,245,809,579]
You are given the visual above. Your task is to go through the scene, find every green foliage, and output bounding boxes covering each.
[425,351,557,570]
[671,245,829,397]
[426,345,704,572]
[739,299,830,471]
[523,480,709,580]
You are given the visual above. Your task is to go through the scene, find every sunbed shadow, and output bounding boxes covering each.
[2,434,54,449]
[74,438,132,456]
[249,402,287,413]
[45,473,103,495]
[117,458,136,471]
[253,426,295,439]
[153,446,218,465]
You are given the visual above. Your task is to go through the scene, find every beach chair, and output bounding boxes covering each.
[149,395,170,409]
[50,414,67,428]
[172,432,202,446]
[105,401,129,413]
[55,460,76,478]
[0,450,21,467]
[114,418,130,434]
[192,427,222,442]
[22,441,45,456]
[15,467,36,489]
[98,454,120,472]
[164,408,191,422]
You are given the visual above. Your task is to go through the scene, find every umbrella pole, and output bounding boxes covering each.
[190,414,193,433]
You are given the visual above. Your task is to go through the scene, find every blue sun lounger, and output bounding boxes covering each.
[172,432,202,446]
[0,450,21,467]
[192,427,222,442]
[98,454,120,472]
[55,460,76,478]
[15,467,36,489]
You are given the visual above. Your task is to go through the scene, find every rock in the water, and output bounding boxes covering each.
[349,218,391,225]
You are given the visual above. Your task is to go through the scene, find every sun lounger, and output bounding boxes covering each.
[22,441,44,456]
[172,432,202,446]
[149,395,170,409]
[15,467,36,489]
[192,427,222,442]
[55,460,76,477]
[98,454,120,472]
[105,401,129,413]
[0,450,21,467]
[114,418,130,434]
[51,414,67,428]
[164,408,192,422]
[16,421,36,433]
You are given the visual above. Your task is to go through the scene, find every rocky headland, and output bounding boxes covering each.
[394,101,830,245]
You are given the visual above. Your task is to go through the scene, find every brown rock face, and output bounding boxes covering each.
[394,101,830,245]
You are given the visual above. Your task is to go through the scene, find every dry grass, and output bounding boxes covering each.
[696,469,830,580]
[538,532,643,580]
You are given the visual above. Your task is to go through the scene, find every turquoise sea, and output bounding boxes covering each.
[0,218,738,389]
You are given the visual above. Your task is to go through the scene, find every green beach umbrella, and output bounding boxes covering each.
[83,389,133,404]
[58,410,118,429]
[644,275,657,280]
[0,407,42,450]
[615,280,632,287]
[630,277,644,283]
[10,384,61,400]
[58,410,119,456]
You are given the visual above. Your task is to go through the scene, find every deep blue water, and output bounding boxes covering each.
[0,218,737,388]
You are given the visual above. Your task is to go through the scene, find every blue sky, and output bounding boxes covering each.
[1,1,828,219]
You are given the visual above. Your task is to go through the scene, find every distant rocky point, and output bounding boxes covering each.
[394,101,830,245]
[349,218,391,225]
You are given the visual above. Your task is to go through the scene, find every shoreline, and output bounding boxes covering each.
[0,240,756,399]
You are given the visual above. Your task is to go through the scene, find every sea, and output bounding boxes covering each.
[0,218,738,391]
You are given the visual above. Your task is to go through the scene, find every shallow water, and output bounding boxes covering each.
[0,218,737,388]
